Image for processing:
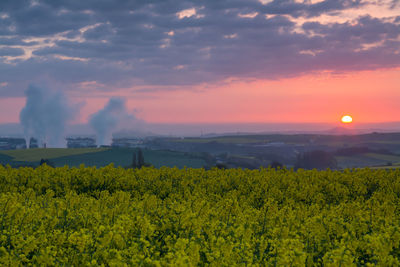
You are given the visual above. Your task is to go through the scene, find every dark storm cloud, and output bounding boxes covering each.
[258,0,363,17]
[0,36,39,46]
[14,6,93,36]
[0,0,399,96]
[0,47,25,56]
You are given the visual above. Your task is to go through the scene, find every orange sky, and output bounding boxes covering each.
[86,68,400,125]
[1,68,399,125]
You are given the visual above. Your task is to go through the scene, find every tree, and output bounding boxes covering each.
[128,148,151,169]
[215,163,228,169]
[131,152,137,168]
[269,161,283,169]
[39,158,54,167]
[295,150,337,170]
[137,148,145,168]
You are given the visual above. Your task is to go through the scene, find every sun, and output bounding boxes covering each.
[341,115,353,124]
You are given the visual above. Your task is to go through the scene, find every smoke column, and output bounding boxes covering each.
[89,97,137,146]
[19,85,75,147]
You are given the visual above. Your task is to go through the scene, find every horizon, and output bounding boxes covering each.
[1,121,400,139]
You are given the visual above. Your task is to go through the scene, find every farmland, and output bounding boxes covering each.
[1,148,108,162]
[0,148,207,169]
[148,132,400,169]
[1,132,400,169]
[1,166,399,265]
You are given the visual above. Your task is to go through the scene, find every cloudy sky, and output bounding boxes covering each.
[0,0,399,126]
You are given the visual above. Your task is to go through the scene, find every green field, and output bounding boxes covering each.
[175,136,272,144]
[173,134,315,144]
[0,148,207,168]
[336,153,400,169]
[1,166,400,265]
[171,133,400,147]
[364,153,400,163]
[1,148,108,162]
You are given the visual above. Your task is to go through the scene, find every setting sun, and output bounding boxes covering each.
[341,115,353,124]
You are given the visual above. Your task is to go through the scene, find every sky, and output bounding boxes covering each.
[0,0,399,131]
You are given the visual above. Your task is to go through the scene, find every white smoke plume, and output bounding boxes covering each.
[89,97,139,146]
[19,85,76,147]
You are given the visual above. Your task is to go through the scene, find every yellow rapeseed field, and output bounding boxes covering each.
[0,165,399,265]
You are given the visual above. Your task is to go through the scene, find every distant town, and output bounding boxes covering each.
[0,136,146,150]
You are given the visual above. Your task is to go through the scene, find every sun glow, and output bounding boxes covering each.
[341,115,353,124]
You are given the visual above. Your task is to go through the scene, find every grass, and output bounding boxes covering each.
[336,153,400,169]
[364,153,400,163]
[336,155,384,168]
[174,135,363,146]
[174,136,271,144]
[51,148,207,168]
[173,135,308,144]
[0,148,207,168]
[0,153,14,165]
[0,148,109,162]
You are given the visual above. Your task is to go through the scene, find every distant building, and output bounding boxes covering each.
[29,138,38,148]
[112,137,144,148]
[0,138,27,150]
[100,145,111,148]
[66,137,97,148]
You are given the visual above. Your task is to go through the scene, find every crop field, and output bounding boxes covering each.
[171,133,400,147]
[0,148,207,169]
[364,153,400,163]
[172,135,315,144]
[0,165,399,265]
[0,148,108,162]
[336,153,400,169]
[51,149,207,168]
[175,136,273,144]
